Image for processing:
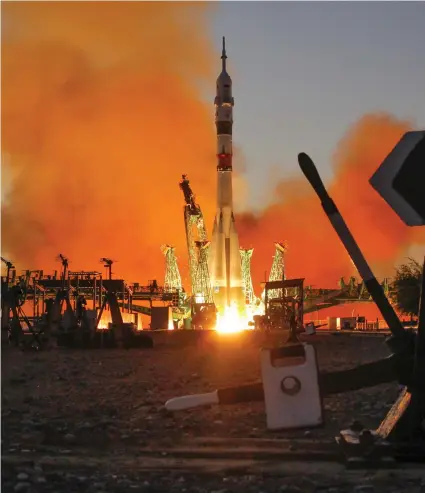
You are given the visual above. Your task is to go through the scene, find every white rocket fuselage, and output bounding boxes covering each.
[208,37,245,313]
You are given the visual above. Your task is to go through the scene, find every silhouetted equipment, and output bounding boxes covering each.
[191,302,216,330]
[370,130,425,226]
[266,242,288,299]
[1,267,49,350]
[0,254,159,349]
[1,257,15,344]
[100,257,114,279]
[150,306,173,330]
[55,280,153,349]
[1,257,15,280]
[57,254,69,289]
[92,287,153,349]
[256,278,304,332]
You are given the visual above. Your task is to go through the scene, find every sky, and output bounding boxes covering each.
[209,1,425,211]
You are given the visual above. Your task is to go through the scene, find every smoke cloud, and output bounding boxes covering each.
[237,113,425,289]
[2,4,422,297]
[1,1,216,282]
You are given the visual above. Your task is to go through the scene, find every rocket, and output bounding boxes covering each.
[208,37,246,314]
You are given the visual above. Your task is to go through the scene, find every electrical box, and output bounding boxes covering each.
[336,317,356,330]
[151,306,173,330]
[260,344,323,430]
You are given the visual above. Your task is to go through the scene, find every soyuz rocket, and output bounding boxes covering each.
[208,37,246,314]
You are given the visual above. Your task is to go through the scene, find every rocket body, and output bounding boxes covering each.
[208,38,245,313]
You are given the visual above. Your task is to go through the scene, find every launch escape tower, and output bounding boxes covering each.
[240,248,255,305]
[179,175,210,299]
[194,241,213,304]
[161,245,182,293]
[267,242,288,300]
[208,37,245,313]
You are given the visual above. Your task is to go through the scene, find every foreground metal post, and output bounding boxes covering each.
[297,152,406,341]
[297,152,424,464]
[414,257,425,390]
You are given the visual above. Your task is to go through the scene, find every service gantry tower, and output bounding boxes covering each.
[161,244,182,293]
[240,248,255,305]
[194,241,213,304]
[267,241,288,299]
[179,175,210,298]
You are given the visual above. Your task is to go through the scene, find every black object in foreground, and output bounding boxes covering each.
[298,152,406,343]
[369,131,425,227]
[165,355,397,411]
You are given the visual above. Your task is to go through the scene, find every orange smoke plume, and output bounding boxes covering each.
[1,2,216,282]
[237,113,425,289]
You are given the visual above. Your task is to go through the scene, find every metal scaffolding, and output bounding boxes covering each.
[193,241,213,304]
[161,244,182,293]
[179,175,209,297]
[240,248,255,305]
[339,276,389,300]
[267,241,288,299]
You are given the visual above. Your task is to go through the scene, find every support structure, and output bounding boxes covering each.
[339,276,390,299]
[240,248,255,305]
[161,245,182,293]
[100,258,114,280]
[267,241,288,299]
[179,175,209,298]
[58,254,69,289]
[193,241,213,304]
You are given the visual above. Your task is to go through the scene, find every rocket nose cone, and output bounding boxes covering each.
[217,71,232,85]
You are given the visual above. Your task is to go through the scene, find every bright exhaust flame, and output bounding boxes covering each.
[215,303,254,334]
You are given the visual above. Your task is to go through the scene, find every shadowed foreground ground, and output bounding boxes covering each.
[2,333,424,492]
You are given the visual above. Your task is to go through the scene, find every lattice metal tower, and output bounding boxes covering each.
[186,214,208,286]
[193,241,213,304]
[161,244,182,292]
[179,175,209,296]
[267,241,288,299]
[240,248,255,305]
[339,276,358,296]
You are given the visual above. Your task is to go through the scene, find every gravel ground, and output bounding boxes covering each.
[2,332,424,493]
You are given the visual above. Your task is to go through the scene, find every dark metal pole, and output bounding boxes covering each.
[297,153,406,339]
[414,257,425,389]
